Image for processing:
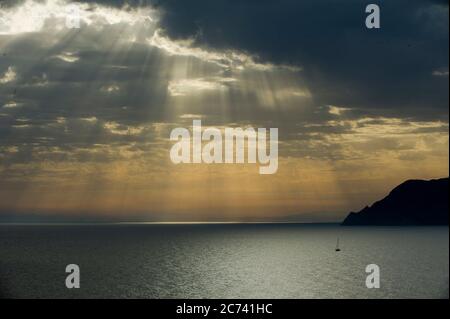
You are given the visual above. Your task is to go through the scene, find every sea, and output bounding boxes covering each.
[0,224,448,298]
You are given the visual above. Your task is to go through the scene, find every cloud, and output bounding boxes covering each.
[149,29,299,72]
[433,69,449,76]
[2,101,20,108]
[0,66,17,84]
[328,106,350,116]
[168,78,232,96]
[0,0,157,35]
[52,51,80,63]
[100,84,121,93]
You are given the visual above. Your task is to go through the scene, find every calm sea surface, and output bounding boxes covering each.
[0,224,448,298]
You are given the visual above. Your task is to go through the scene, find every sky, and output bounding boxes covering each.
[0,0,448,222]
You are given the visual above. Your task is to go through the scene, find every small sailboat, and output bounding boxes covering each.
[335,238,341,252]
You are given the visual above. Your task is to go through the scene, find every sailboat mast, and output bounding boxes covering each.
[335,237,340,251]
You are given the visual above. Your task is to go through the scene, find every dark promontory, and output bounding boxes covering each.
[342,177,449,225]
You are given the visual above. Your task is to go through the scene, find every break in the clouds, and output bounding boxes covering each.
[0,0,448,221]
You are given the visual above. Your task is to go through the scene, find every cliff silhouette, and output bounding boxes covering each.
[342,177,449,225]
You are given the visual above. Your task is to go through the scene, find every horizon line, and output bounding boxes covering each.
[0,221,342,226]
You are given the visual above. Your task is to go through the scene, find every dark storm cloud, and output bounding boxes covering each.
[142,0,449,120]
